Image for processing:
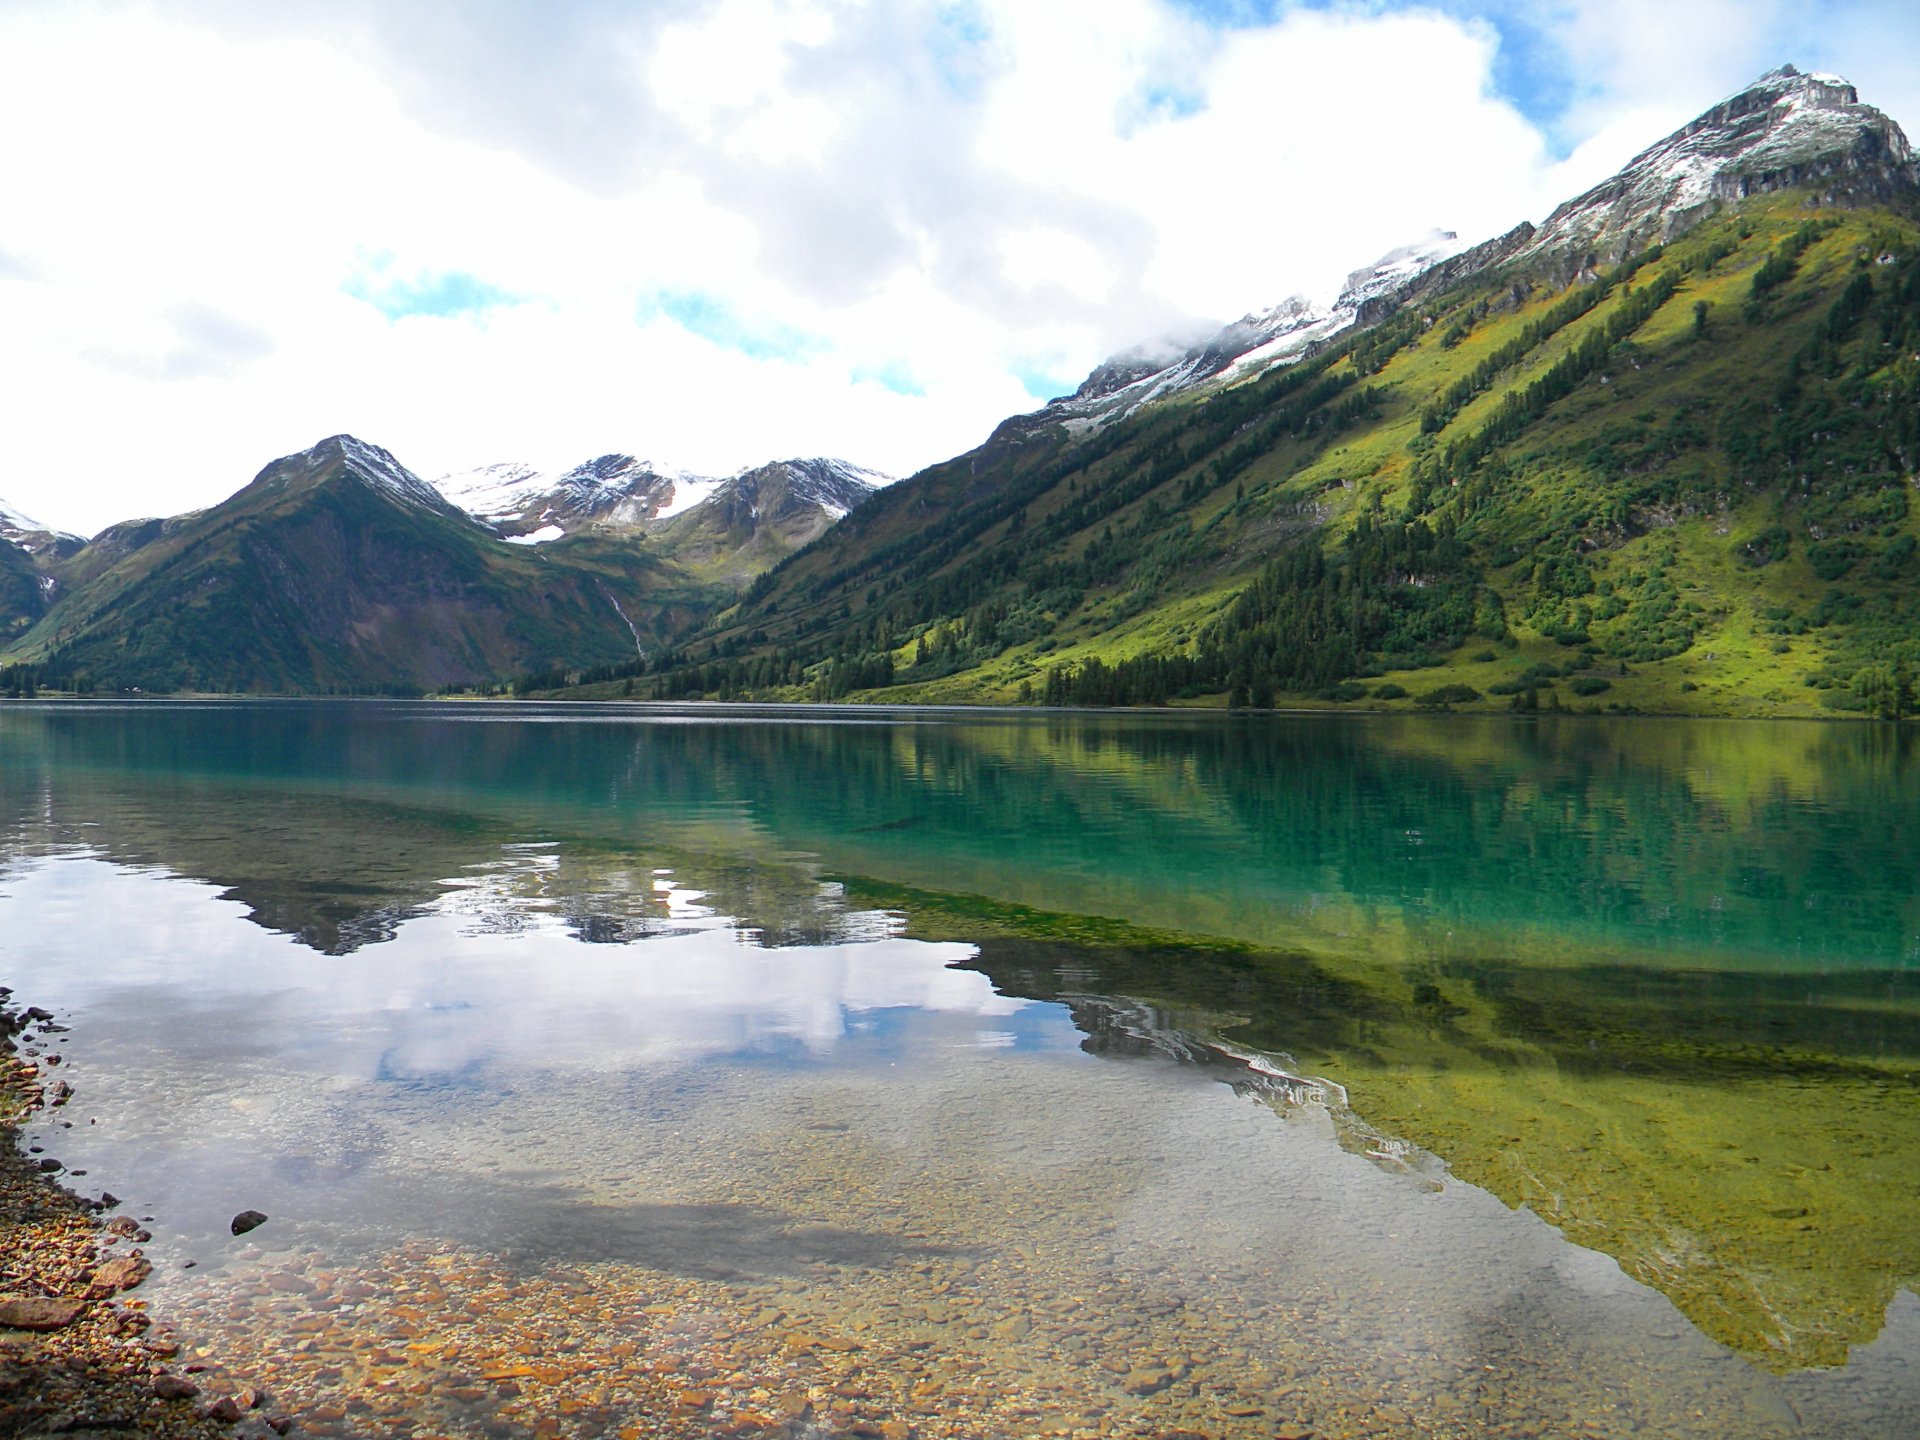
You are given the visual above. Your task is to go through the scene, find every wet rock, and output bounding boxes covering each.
[231,1210,269,1236]
[203,1394,245,1422]
[85,1255,151,1299]
[0,1297,87,1331]
[152,1375,199,1401]
[45,1080,72,1108]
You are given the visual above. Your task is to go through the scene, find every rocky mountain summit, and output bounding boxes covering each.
[251,434,468,519]
[434,454,707,542]
[1521,65,1918,275]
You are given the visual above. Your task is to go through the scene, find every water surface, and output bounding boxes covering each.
[1,702,1916,1438]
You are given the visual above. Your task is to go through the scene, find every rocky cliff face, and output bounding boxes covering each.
[1521,66,1919,276]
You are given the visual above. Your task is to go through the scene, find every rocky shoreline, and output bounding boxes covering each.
[0,991,284,1438]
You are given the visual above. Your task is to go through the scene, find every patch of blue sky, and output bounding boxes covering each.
[852,360,926,396]
[345,267,519,321]
[644,290,828,363]
[1118,78,1209,136]
[1163,0,1284,27]
[1164,0,1582,149]
[928,1,991,101]
[1011,360,1078,404]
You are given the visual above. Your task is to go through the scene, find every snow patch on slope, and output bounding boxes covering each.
[0,497,50,535]
[434,462,548,523]
[1,494,86,555]
[651,476,724,521]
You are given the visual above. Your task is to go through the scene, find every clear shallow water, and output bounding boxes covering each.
[1,701,1917,1439]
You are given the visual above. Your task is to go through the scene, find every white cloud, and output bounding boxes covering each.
[0,0,1915,535]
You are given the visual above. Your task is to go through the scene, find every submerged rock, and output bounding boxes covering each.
[231,1209,269,1236]
[0,1296,88,1331]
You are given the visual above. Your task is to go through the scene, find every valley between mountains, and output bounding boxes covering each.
[6,65,1920,717]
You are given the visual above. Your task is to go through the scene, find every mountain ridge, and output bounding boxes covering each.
[432,452,888,545]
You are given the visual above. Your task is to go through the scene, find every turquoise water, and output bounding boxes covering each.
[1,701,1916,1439]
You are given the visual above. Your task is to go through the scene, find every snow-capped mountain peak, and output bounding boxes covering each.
[432,453,889,543]
[1521,65,1916,272]
[433,454,704,538]
[1024,230,1467,438]
[0,497,50,536]
[1,495,87,557]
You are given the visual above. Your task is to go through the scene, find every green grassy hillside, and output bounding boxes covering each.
[575,194,1920,716]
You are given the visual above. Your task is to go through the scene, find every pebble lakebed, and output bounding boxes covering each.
[23,1031,1901,1440]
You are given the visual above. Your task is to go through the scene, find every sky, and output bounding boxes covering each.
[3,0,1919,535]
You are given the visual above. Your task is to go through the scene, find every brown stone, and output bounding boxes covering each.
[152,1375,199,1401]
[87,1254,151,1297]
[0,1297,86,1331]
[202,1395,245,1422]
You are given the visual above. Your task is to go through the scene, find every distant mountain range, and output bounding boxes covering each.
[6,65,1920,713]
[0,438,885,693]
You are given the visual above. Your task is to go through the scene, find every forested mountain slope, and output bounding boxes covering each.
[574,67,1920,717]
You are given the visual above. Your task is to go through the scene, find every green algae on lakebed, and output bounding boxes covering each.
[848,875,1920,1373]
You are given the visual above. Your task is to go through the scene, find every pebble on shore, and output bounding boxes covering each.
[0,999,264,1438]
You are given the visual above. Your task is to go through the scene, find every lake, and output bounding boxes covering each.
[1,700,1916,1439]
